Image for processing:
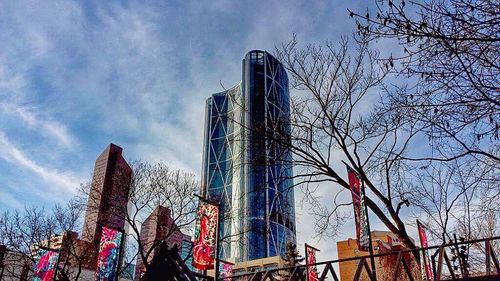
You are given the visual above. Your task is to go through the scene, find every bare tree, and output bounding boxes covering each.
[349,0,500,164]
[348,0,500,261]
[403,159,497,243]
[79,161,198,280]
[0,201,91,280]
[271,35,429,252]
[0,161,199,280]
[411,161,499,278]
[128,162,198,280]
[271,27,498,267]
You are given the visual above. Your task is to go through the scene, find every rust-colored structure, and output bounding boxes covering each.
[337,231,421,281]
[33,231,98,272]
[81,143,132,243]
[135,206,184,280]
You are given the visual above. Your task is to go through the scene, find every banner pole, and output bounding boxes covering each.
[115,229,126,281]
[305,243,309,281]
[53,248,62,281]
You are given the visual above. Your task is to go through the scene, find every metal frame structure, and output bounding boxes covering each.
[209,236,500,281]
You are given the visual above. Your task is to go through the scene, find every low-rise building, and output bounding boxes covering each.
[337,230,421,281]
[0,246,31,281]
[206,255,286,280]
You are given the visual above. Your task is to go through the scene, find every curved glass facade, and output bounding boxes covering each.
[201,51,295,262]
[201,84,245,261]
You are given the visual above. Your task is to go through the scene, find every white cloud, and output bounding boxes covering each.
[0,132,81,194]
[0,54,76,149]
[0,102,75,147]
[0,0,402,264]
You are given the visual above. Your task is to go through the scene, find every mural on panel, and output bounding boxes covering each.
[96,226,123,281]
[192,201,219,270]
[33,248,59,281]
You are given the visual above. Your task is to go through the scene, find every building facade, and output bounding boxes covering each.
[135,206,184,280]
[337,231,421,281]
[0,249,31,281]
[201,51,296,263]
[82,143,132,243]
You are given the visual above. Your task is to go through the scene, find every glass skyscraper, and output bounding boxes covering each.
[201,51,296,262]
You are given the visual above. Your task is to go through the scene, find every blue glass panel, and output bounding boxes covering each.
[209,169,224,189]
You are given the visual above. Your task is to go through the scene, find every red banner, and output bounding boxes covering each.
[305,244,319,281]
[347,166,370,251]
[192,200,219,270]
[95,226,123,281]
[33,248,59,281]
[417,221,434,281]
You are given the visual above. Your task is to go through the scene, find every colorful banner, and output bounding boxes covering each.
[33,248,59,281]
[347,166,370,251]
[417,220,434,281]
[96,226,123,281]
[219,260,234,281]
[305,244,319,281]
[192,200,219,270]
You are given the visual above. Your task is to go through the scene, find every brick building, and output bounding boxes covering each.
[337,231,421,281]
[82,143,132,243]
[135,206,184,280]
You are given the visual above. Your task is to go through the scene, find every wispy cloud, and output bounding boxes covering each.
[0,0,384,261]
[0,132,80,194]
[0,53,76,148]
[0,102,75,147]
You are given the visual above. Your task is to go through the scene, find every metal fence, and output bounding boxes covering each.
[216,236,500,281]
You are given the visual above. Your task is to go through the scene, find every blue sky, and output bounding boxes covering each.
[0,0,383,261]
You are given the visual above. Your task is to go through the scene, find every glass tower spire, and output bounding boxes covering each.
[201,51,296,262]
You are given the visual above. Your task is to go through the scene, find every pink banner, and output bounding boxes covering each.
[219,260,234,281]
[305,244,319,281]
[33,248,59,281]
[417,220,434,281]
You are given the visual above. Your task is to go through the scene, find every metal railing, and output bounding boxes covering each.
[215,236,500,281]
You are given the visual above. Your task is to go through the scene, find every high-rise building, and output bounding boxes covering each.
[201,50,296,263]
[81,143,132,243]
[135,206,183,280]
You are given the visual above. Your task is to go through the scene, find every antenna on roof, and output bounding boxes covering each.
[219,80,226,90]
